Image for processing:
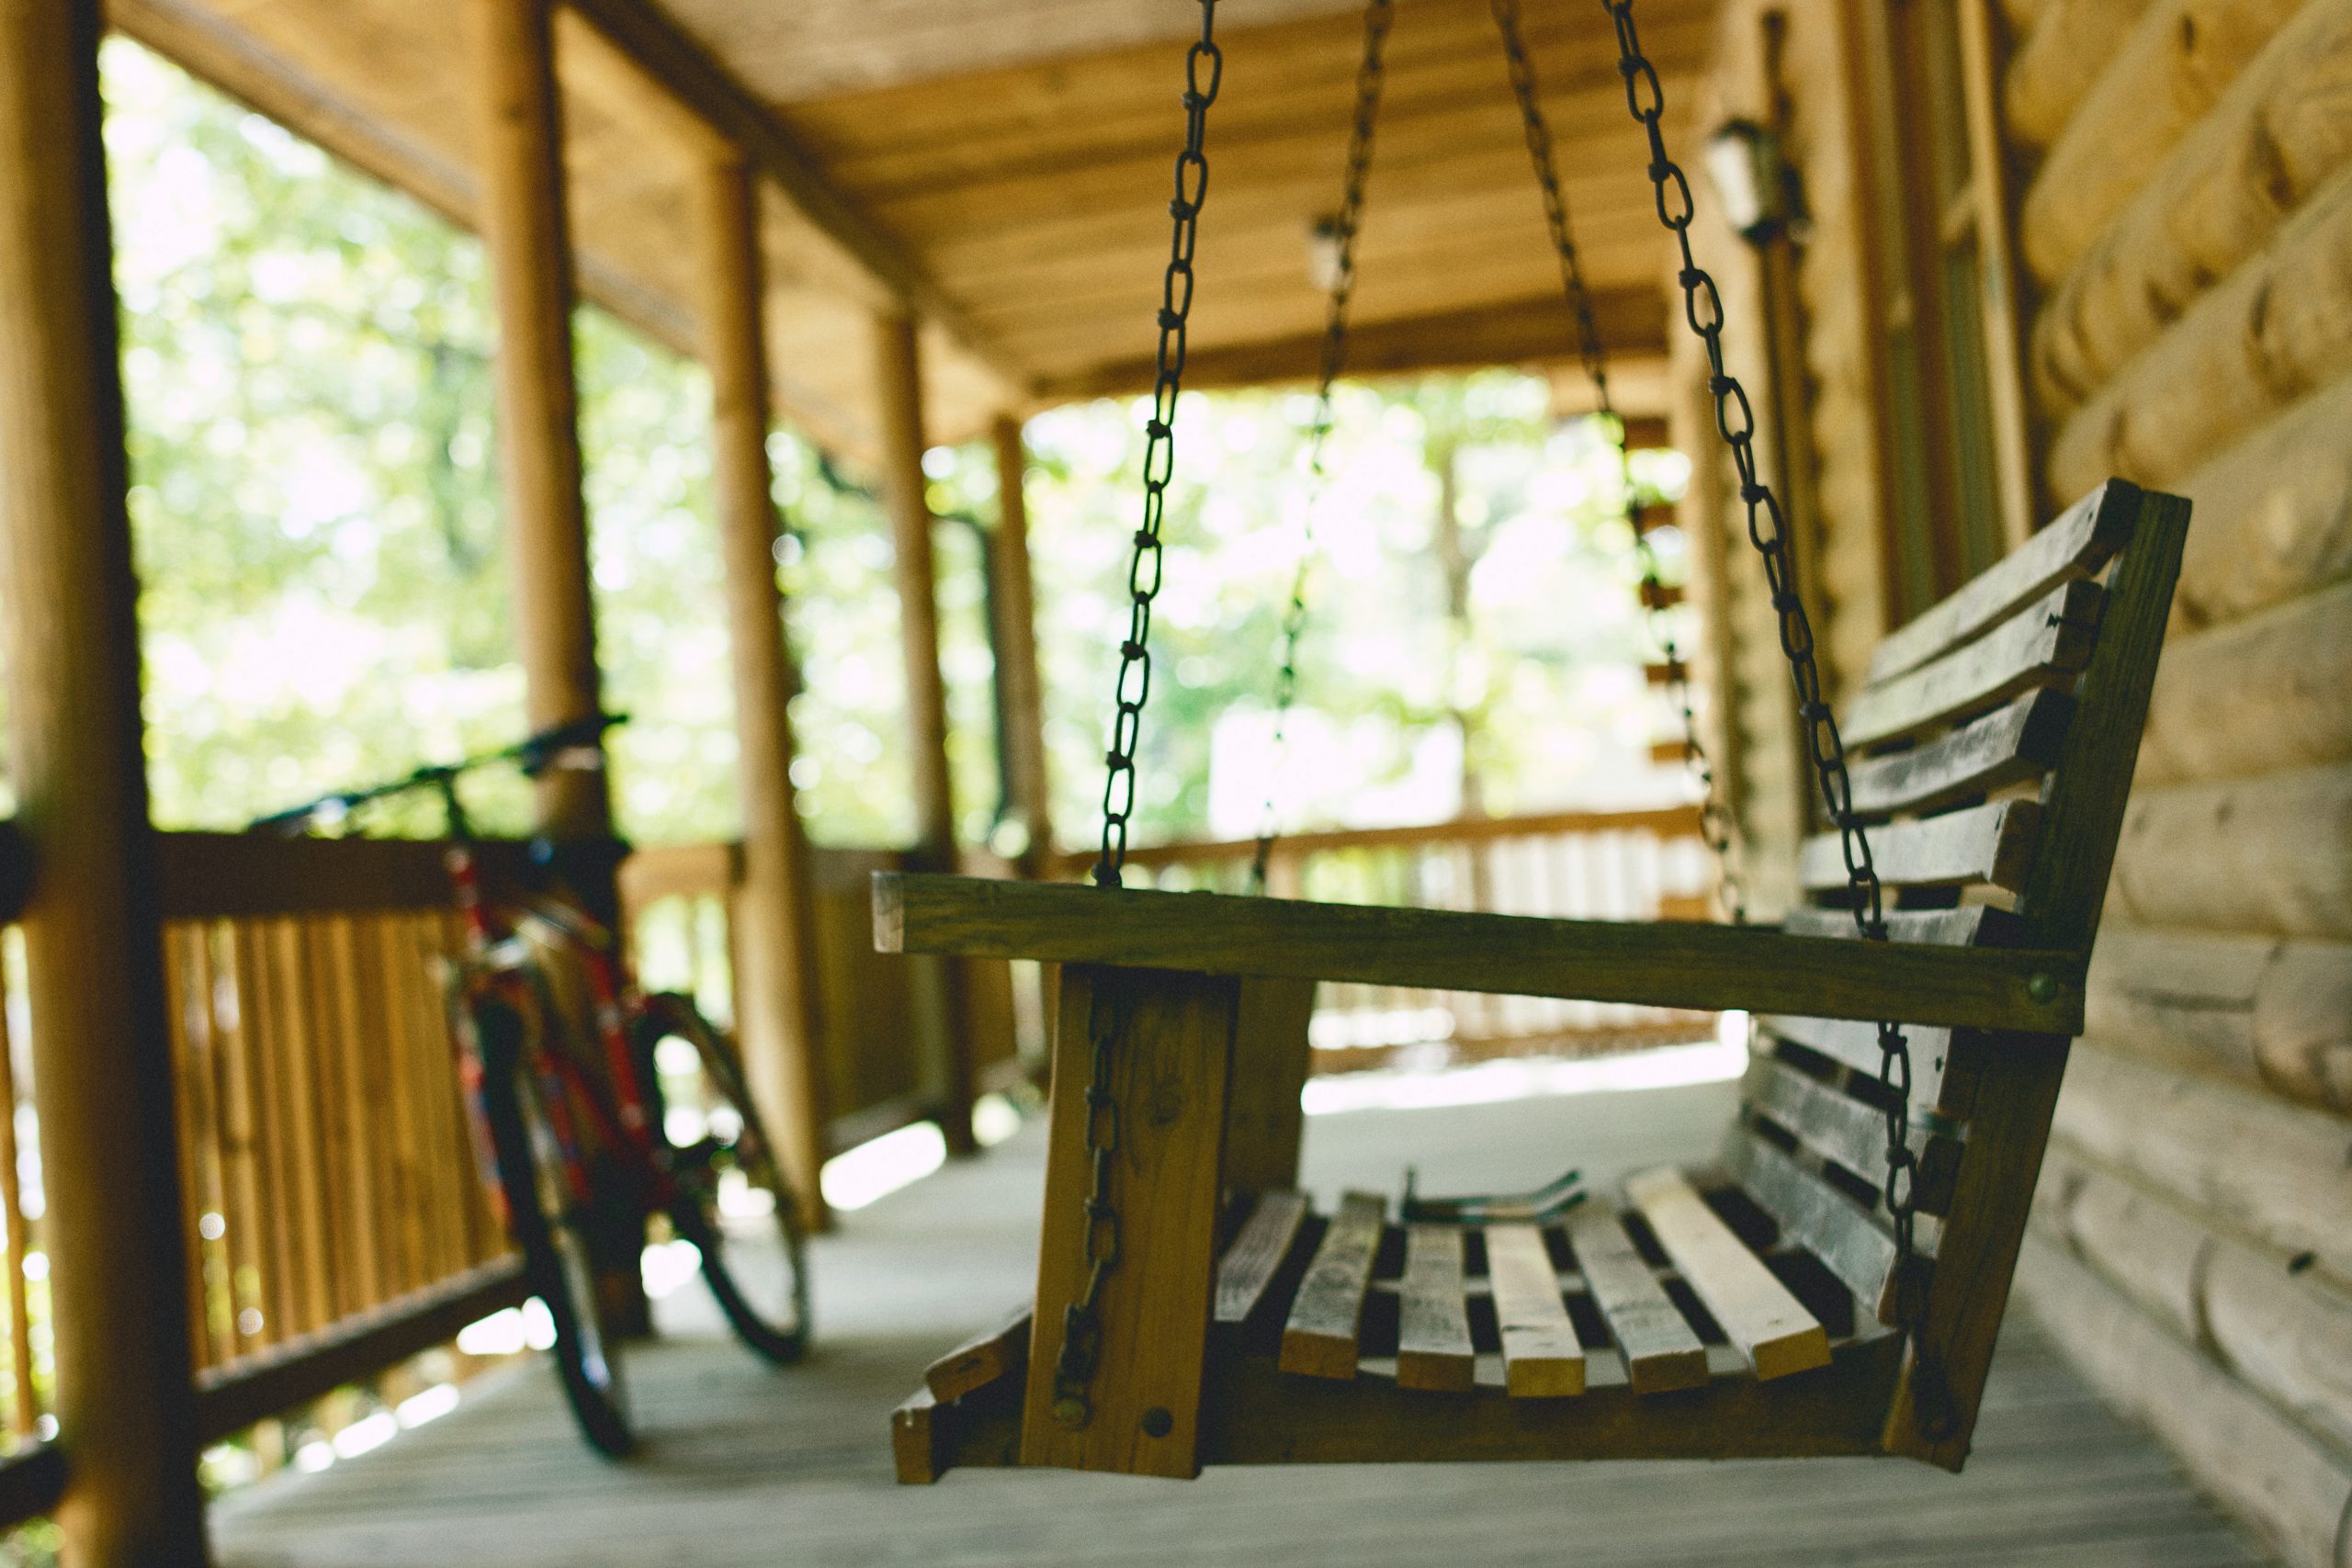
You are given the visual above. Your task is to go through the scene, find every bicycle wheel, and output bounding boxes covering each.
[636,994,810,1362]
[473,993,636,1456]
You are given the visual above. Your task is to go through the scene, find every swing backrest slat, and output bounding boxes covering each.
[1739,477,2190,1466]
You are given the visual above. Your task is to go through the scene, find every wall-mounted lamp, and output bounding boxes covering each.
[1703,118,1803,244]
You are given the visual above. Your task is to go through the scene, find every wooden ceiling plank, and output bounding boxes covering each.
[563,0,1023,395]
[1030,287,1670,404]
[777,0,1708,164]
[854,83,1693,253]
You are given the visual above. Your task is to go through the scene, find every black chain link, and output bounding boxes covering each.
[1601,0,1951,1439]
[1250,0,1394,895]
[1491,0,1743,922]
[1093,0,1223,893]
[1059,0,1224,1434]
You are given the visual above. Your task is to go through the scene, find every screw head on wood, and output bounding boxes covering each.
[1052,1396,1090,1429]
[2026,972,2060,1004]
[1140,1406,1173,1438]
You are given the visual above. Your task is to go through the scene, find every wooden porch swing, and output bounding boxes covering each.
[877,0,2191,1484]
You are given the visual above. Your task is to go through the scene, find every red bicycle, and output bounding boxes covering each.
[253,716,810,1456]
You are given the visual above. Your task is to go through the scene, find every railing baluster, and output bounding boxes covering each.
[165,923,229,1371]
[273,918,335,1337]
[208,922,267,1356]
[236,921,287,1347]
[0,944,37,1436]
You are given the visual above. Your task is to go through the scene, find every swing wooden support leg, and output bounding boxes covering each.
[895,965,1314,1481]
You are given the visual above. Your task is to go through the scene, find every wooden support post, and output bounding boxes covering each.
[1023,965,1235,1476]
[0,4,208,1559]
[873,311,977,1153]
[1221,976,1317,1195]
[693,151,831,1230]
[466,0,643,1328]
[468,0,611,848]
[989,415,1053,872]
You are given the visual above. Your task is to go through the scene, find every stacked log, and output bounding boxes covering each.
[1996,2,2352,1564]
[2048,163,2352,501]
[2086,923,2352,1112]
[2018,0,2311,284]
[2027,0,2352,413]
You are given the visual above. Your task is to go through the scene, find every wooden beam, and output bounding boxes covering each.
[873,311,976,1152]
[873,874,2086,1034]
[989,415,1053,868]
[467,0,641,1334]
[0,3,207,1556]
[694,149,831,1230]
[1032,287,1668,404]
[192,1259,529,1444]
[560,0,1019,390]
[106,0,702,361]
[467,0,612,845]
[154,832,533,920]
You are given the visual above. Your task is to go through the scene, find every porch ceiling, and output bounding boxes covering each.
[109,0,1703,462]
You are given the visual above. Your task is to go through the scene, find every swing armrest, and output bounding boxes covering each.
[873,874,2082,1036]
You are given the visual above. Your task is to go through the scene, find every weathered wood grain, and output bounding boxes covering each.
[1484,1224,1585,1397]
[1215,1191,1309,1326]
[1625,1168,1830,1381]
[2018,1234,2352,1568]
[2141,576,2352,788]
[1780,904,2022,948]
[1743,1055,1962,1216]
[1844,580,2102,750]
[1846,690,2075,818]
[1395,1227,1476,1393]
[1020,965,1235,1476]
[2048,171,2352,499]
[923,1303,1030,1403]
[875,874,2085,1034]
[2028,0,2352,414]
[1723,1133,1902,1317]
[2013,489,2190,952]
[1222,976,1317,1194]
[1796,799,2042,897]
[1563,1206,1708,1394]
[1280,1192,1386,1381]
[1863,482,2137,684]
[2050,1043,2352,1280]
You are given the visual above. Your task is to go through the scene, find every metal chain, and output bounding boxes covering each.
[1058,0,1223,1434]
[1601,0,1951,1438]
[1250,0,1394,895]
[1093,0,1224,893]
[1493,0,1743,922]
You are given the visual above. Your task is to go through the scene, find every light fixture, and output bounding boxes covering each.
[1702,118,1792,243]
[1305,215,1347,293]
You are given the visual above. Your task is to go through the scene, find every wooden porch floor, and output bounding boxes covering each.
[212,1077,2274,1568]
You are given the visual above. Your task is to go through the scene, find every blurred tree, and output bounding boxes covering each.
[96,37,1690,862]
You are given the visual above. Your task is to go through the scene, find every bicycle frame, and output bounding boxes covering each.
[437,804,679,1244]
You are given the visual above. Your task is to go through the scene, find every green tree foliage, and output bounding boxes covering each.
[96,37,1691,863]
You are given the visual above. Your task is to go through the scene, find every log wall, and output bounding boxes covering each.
[2011,11,2352,1558]
[1682,0,2352,1555]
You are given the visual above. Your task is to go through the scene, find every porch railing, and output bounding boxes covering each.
[153,833,533,1444]
[0,822,1040,1530]
[1053,806,1721,1072]
[618,843,1033,1156]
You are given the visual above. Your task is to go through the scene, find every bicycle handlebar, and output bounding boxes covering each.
[247,712,628,836]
